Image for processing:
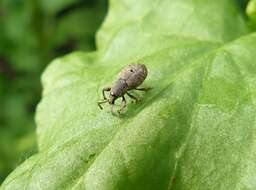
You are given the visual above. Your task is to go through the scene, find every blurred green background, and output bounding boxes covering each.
[0,0,107,183]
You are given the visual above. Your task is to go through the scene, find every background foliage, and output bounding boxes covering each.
[0,0,107,183]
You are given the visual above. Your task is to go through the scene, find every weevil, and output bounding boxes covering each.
[98,63,151,114]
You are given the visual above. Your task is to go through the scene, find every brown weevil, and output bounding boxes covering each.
[98,63,151,114]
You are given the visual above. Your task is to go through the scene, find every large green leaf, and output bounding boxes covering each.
[2,0,256,189]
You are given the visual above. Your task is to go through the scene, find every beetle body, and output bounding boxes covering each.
[118,64,148,89]
[98,63,150,114]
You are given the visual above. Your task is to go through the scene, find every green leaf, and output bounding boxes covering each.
[2,0,256,189]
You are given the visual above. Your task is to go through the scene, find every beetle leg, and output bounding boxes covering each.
[98,99,108,109]
[102,87,111,100]
[111,104,116,115]
[117,96,126,114]
[126,92,139,103]
[135,87,152,91]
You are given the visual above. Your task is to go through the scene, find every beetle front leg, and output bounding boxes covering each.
[126,92,139,103]
[117,96,126,114]
[98,99,108,109]
[102,87,111,100]
[135,87,152,91]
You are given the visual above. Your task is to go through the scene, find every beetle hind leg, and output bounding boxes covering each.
[126,92,139,103]
[135,87,152,91]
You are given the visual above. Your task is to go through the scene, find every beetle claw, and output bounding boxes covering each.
[98,105,103,110]
[131,99,139,103]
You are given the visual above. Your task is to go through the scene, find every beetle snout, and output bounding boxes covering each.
[108,94,116,104]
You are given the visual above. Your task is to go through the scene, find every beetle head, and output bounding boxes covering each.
[108,92,117,104]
